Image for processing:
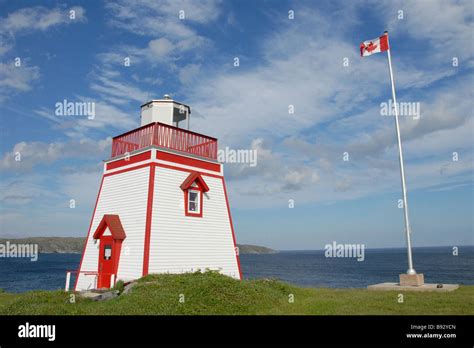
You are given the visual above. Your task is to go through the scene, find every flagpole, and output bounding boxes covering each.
[384,31,416,275]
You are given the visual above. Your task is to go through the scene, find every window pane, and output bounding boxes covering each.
[104,245,112,260]
[188,190,200,213]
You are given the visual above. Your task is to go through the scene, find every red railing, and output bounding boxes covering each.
[111,122,218,160]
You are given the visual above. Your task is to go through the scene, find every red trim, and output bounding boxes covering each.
[142,164,156,276]
[181,172,208,218]
[76,159,240,285]
[74,176,105,290]
[111,122,217,160]
[113,240,123,286]
[68,270,98,275]
[156,151,221,173]
[113,121,217,142]
[104,162,152,177]
[221,178,242,280]
[155,162,223,179]
[106,151,151,170]
[105,159,223,180]
[92,215,126,240]
[180,172,210,192]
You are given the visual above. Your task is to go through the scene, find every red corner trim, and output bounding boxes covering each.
[221,178,242,280]
[142,164,156,276]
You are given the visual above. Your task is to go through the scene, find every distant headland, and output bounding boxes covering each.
[0,237,278,255]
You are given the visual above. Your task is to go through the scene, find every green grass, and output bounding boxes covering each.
[0,272,472,315]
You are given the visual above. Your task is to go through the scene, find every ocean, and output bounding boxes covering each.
[0,246,472,293]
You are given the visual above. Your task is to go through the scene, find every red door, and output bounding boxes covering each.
[98,236,114,288]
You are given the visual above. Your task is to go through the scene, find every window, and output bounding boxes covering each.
[184,188,203,217]
[188,190,200,213]
[181,173,208,218]
[104,245,112,260]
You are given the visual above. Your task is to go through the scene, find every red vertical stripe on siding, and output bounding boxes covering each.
[142,164,156,276]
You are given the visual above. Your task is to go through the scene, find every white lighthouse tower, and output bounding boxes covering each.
[73,96,242,290]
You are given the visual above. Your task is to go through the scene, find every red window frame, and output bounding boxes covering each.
[184,186,203,217]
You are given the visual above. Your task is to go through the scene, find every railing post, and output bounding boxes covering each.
[65,271,71,291]
[111,274,115,288]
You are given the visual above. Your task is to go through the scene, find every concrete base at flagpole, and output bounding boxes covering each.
[399,273,424,286]
[367,282,459,292]
[368,273,459,292]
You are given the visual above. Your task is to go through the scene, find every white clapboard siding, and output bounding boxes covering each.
[148,167,240,279]
[75,167,150,290]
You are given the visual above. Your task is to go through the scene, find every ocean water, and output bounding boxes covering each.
[0,246,472,293]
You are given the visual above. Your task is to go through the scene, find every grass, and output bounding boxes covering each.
[0,272,472,315]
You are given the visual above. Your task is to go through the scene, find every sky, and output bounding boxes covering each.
[0,0,472,250]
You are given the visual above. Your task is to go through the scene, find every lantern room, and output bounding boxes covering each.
[140,94,191,129]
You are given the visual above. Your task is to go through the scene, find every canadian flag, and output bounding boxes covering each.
[360,34,389,57]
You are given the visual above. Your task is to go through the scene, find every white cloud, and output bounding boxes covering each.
[148,38,175,59]
[380,0,473,62]
[34,72,146,136]
[0,62,40,101]
[0,138,111,172]
[179,63,201,85]
[0,179,58,205]
[225,138,320,197]
[0,6,85,33]
[0,6,86,55]
[103,0,219,65]
[0,6,86,101]
[176,3,473,208]
[105,0,221,33]
[89,70,149,105]
[0,166,103,237]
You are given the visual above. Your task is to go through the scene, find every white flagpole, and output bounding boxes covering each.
[384,31,416,275]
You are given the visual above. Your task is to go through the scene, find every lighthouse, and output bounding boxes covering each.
[73,96,242,290]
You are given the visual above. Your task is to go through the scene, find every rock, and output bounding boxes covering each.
[122,282,137,295]
[97,290,120,301]
[79,290,119,301]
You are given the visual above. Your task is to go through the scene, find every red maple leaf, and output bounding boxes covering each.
[364,41,378,53]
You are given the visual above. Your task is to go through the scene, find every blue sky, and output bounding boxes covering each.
[0,0,472,250]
